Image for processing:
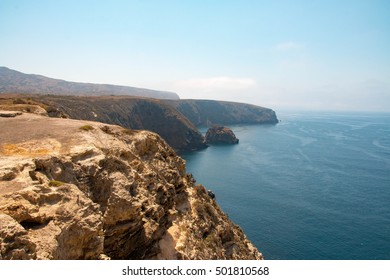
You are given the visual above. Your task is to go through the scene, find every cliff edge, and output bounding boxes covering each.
[0,112,262,260]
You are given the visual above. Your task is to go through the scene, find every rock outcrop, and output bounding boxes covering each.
[0,113,262,260]
[205,126,239,144]
[0,110,23,118]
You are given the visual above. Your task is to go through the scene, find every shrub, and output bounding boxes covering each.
[122,128,136,135]
[49,180,64,187]
[13,98,27,104]
[192,200,206,216]
[194,184,206,195]
[79,125,94,131]
[204,233,219,245]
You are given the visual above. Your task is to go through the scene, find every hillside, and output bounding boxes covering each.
[0,112,262,260]
[0,67,179,100]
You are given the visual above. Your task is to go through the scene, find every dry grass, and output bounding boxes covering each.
[122,128,136,135]
[0,139,61,157]
[1,143,49,156]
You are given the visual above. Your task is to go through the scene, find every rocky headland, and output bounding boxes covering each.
[0,112,262,260]
[205,126,239,144]
[170,99,279,126]
[0,94,278,153]
[0,95,208,153]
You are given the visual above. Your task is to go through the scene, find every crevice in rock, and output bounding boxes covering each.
[20,219,50,230]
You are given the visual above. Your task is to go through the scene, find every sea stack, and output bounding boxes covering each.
[205,126,239,144]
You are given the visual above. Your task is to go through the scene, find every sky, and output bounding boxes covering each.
[1,0,390,112]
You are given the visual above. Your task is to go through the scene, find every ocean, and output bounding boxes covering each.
[182,111,390,260]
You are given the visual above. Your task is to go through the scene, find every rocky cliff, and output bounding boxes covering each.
[0,112,262,260]
[169,99,279,126]
[0,95,207,153]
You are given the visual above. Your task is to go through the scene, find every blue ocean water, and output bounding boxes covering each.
[182,112,390,260]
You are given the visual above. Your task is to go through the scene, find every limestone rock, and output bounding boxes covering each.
[0,113,262,260]
[0,213,36,259]
[205,126,239,144]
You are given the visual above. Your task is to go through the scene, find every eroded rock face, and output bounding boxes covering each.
[0,113,261,260]
[205,126,239,144]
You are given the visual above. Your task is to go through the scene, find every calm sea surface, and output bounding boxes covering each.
[182,111,390,260]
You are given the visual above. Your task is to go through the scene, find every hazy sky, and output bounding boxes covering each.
[1,0,390,112]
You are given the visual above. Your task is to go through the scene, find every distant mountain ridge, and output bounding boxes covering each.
[0,66,179,100]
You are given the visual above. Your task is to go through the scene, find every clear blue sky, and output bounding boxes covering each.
[1,0,389,111]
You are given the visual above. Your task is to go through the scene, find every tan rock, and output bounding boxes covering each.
[0,113,262,259]
[0,213,36,259]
